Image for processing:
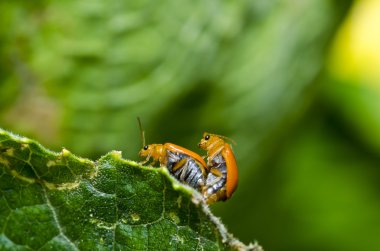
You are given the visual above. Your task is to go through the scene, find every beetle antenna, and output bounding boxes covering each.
[137,117,146,147]
[221,135,237,145]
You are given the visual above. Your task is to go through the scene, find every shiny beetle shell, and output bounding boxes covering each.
[139,143,208,190]
[198,133,238,203]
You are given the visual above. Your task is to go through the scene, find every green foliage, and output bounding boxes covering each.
[6,1,380,251]
[0,128,260,251]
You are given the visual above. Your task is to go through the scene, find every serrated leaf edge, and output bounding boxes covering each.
[0,128,262,251]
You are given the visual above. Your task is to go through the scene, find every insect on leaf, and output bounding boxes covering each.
[0,128,261,251]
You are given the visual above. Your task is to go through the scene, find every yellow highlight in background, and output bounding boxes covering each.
[330,0,380,87]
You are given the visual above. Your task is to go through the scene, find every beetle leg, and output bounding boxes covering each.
[202,168,224,194]
[139,149,154,165]
[139,155,151,165]
[205,194,218,204]
[205,187,226,204]
[210,168,223,177]
[206,168,224,185]
[159,154,168,167]
[206,176,223,187]
[194,160,208,175]
[208,146,224,166]
[179,161,190,181]
[172,158,188,172]
[150,160,157,166]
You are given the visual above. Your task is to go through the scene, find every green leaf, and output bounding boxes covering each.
[0,128,261,251]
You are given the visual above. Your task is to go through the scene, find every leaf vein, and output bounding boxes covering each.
[42,187,79,251]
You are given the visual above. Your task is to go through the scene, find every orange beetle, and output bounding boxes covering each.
[198,132,238,203]
[138,118,208,190]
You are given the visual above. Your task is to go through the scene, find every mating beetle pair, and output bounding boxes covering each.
[138,119,238,204]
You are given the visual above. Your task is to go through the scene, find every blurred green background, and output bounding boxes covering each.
[2,0,380,250]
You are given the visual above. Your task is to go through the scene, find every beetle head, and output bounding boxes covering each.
[198,133,224,151]
[139,144,166,164]
[139,144,152,158]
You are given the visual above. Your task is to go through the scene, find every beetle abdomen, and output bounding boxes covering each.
[166,151,205,190]
[204,154,227,200]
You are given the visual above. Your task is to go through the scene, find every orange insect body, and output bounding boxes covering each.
[137,117,208,191]
[139,143,208,190]
[198,133,238,203]
[165,144,207,168]
[139,143,206,167]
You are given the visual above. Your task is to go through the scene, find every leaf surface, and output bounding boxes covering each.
[0,128,260,251]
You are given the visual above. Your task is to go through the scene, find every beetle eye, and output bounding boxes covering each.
[143,145,148,150]
[205,135,210,140]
